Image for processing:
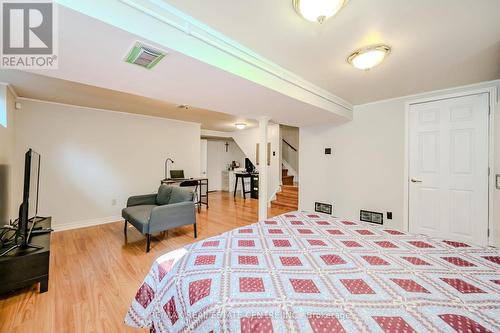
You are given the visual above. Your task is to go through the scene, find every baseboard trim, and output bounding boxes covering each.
[53,216,123,232]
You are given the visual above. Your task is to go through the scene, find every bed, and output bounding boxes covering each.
[125,211,500,332]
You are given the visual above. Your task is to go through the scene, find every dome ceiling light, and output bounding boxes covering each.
[235,123,247,130]
[293,0,349,24]
[347,45,391,70]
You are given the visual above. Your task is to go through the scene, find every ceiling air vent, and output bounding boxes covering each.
[125,42,166,69]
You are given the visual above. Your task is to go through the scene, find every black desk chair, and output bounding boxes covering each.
[234,173,252,199]
[180,180,200,212]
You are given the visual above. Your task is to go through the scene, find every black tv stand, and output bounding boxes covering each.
[0,217,52,294]
[30,228,53,235]
[0,242,43,257]
[0,217,52,256]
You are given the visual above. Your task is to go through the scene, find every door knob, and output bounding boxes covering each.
[410,177,423,183]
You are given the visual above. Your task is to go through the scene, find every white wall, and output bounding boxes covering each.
[300,80,500,246]
[206,139,246,191]
[300,101,405,229]
[14,99,201,230]
[232,124,281,201]
[0,85,16,224]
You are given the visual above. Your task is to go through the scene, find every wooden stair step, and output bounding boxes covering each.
[275,198,298,205]
[271,200,298,210]
[281,185,298,193]
[281,169,289,177]
[276,191,298,200]
[275,199,298,207]
[276,191,299,198]
[282,175,294,185]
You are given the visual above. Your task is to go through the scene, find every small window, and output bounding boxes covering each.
[0,105,6,128]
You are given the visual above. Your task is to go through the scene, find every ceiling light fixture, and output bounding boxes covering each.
[347,44,391,70]
[235,123,247,130]
[293,0,348,23]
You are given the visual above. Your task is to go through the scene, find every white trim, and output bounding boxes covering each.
[269,185,281,205]
[200,129,235,137]
[403,86,497,245]
[118,0,352,113]
[282,158,299,183]
[16,96,203,127]
[487,88,497,246]
[403,100,410,232]
[0,82,19,99]
[359,79,500,108]
[53,215,122,232]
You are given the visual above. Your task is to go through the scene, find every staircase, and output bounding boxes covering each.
[282,167,294,185]
[271,185,298,211]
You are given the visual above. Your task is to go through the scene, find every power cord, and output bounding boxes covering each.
[1,218,20,247]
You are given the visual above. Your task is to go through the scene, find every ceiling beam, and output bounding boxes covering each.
[55,0,353,121]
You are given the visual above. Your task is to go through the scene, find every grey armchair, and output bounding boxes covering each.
[122,184,197,252]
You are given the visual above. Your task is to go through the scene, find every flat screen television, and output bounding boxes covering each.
[0,148,44,256]
[18,149,41,248]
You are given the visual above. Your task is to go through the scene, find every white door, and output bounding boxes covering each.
[409,93,489,245]
[200,139,208,178]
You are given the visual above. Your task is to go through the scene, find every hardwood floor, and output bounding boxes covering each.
[0,192,292,333]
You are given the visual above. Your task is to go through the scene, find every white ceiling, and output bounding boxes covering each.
[21,5,349,130]
[164,0,500,104]
[3,1,498,131]
[0,70,258,132]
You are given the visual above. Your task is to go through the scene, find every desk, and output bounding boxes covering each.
[161,178,208,212]
[234,173,258,199]
[0,217,51,294]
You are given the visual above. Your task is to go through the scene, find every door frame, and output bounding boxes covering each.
[403,86,496,245]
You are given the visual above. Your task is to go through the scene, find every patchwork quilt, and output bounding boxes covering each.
[125,211,500,332]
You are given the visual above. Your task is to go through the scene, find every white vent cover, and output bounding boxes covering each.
[125,43,166,69]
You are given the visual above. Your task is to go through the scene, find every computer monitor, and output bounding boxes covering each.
[170,170,185,179]
[245,158,255,173]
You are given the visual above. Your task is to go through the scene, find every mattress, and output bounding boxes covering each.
[125,211,500,332]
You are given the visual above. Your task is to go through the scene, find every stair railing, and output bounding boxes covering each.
[282,139,297,152]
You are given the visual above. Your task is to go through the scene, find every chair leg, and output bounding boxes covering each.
[241,177,246,199]
[146,234,151,252]
[124,220,127,236]
[234,176,238,198]
[194,223,197,238]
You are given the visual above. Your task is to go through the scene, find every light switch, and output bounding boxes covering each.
[496,174,500,190]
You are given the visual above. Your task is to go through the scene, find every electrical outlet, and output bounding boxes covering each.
[111,199,117,206]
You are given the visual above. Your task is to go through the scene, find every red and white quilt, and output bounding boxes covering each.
[125,211,500,332]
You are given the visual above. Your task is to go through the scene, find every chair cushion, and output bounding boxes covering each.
[156,185,173,205]
[122,205,156,234]
[169,186,194,204]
